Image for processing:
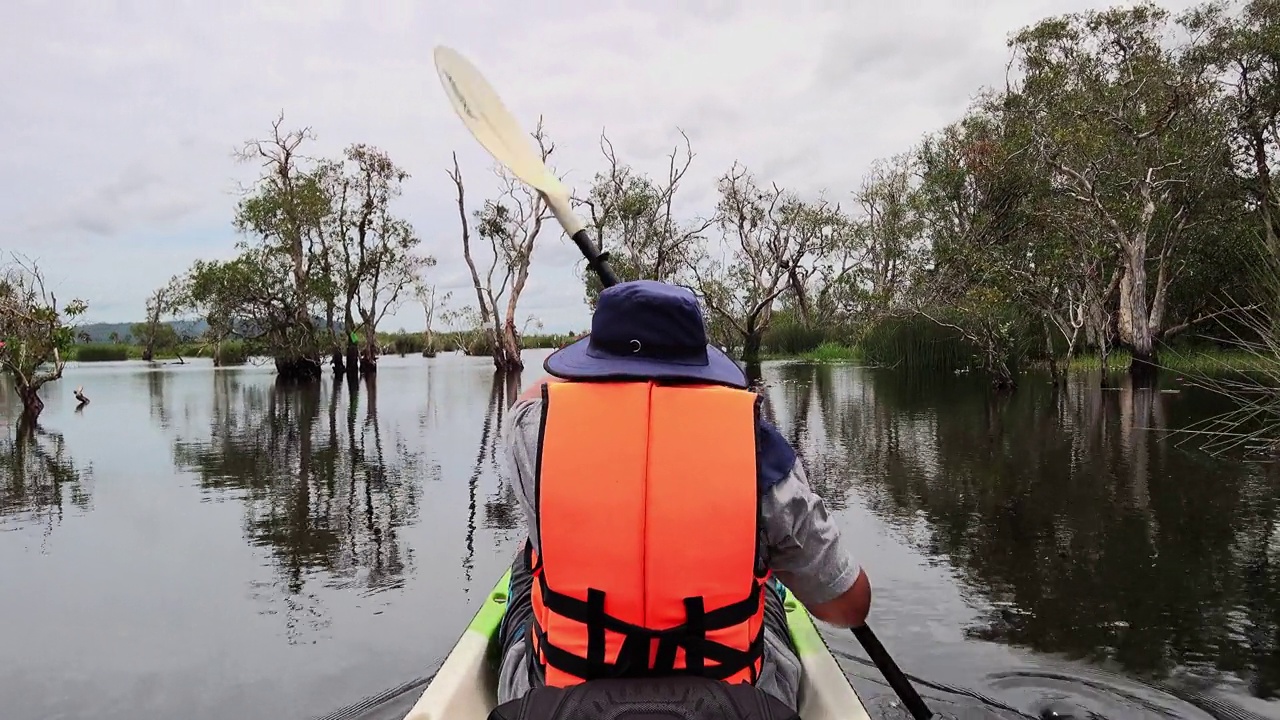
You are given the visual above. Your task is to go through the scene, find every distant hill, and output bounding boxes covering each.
[78,319,209,343]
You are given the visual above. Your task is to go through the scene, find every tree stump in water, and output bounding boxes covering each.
[18,387,44,419]
[1129,354,1160,388]
[273,356,323,382]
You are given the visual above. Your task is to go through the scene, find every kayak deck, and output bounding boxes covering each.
[403,571,870,720]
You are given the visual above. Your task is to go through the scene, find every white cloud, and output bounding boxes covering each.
[1,0,1204,332]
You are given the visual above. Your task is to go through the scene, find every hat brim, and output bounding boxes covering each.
[543,335,748,389]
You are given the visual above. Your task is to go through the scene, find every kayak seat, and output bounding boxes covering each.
[486,676,800,720]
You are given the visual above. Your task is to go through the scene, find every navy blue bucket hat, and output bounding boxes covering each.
[544,280,747,389]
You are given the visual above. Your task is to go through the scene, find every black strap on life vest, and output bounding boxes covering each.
[530,550,766,683]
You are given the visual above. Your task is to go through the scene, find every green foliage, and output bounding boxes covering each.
[175,117,432,379]
[389,333,422,356]
[802,342,862,362]
[0,255,88,415]
[131,321,179,353]
[858,315,974,374]
[210,340,251,366]
[71,343,130,362]
[62,2,1280,399]
[761,318,834,356]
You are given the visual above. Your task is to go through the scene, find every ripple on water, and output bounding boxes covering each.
[834,650,1275,720]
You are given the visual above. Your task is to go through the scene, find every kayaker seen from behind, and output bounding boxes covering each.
[492,280,872,717]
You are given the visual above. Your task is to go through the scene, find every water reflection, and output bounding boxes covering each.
[765,364,1280,704]
[171,370,434,640]
[485,372,523,534]
[462,371,525,588]
[143,368,173,429]
[0,418,93,534]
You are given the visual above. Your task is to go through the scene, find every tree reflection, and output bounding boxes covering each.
[484,371,524,534]
[143,368,172,429]
[172,372,434,641]
[462,370,525,586]
[765,365,1280,699]
[0,418,93,535]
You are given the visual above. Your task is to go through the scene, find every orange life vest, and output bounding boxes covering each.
[529,379,769,688]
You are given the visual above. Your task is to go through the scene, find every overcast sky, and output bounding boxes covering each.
[1,0,1204,334]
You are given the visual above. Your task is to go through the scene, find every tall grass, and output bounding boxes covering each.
[70,340,254,364]
[858,315,974,373]
[71,343,130,362]
[1173,319,1280,455]
[801,342,863,362]
[762,321,834,356]
[1069,348,1265,374]
[1151,225,1280,456]
[206,340,250,366]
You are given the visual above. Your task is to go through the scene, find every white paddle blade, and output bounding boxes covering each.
[433,46,566,198]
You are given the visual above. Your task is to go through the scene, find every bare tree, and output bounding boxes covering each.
[447,119,556,372]
[693,163,843,363]
[574,129,713,306]
[414,279,450,357]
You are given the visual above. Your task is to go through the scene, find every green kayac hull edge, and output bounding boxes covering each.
[406,571,871,720]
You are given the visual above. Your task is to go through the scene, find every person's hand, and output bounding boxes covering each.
[807,568,872,628]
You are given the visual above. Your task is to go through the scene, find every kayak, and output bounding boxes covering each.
[402,570,872,720]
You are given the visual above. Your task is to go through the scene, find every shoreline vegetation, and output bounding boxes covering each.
[66,331,582,365]
[70,327,1264,378]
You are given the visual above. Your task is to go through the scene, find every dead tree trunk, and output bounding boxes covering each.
[18,386,44,420]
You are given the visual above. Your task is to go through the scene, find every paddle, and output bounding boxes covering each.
[434,46,617,287]
[432,45,933,720]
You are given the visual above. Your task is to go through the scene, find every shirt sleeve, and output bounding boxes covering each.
[504,396,544,551]
[760,458,862,606]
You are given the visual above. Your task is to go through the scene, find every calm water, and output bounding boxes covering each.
[1,351,1277,720]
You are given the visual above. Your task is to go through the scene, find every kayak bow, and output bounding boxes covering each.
[402,571,872,720]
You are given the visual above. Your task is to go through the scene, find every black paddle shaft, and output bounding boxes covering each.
[570,228,619,288]
[567,224,932,720]
[852,625,933,719]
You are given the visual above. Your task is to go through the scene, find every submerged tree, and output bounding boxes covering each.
[908,106,1048,388]
[319,144,433,375]
[226,114,330,380]
[0,255,87,419]
[136,275,187,363]
[181,115,424,380]
[1005,3,1237,376]
[414,279,449,358]
[447,119,556,372]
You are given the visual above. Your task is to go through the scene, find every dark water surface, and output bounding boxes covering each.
[1,352,1277,720]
